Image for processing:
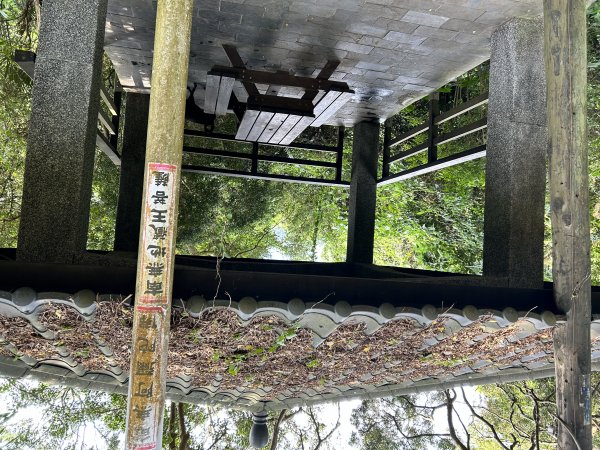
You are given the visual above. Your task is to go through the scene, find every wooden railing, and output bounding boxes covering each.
[182,127,348,187]
[379,92,489,186]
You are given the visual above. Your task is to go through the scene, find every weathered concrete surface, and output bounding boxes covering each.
[347,121,379,264]
[482,18,546,289]
[114,93,150,252]
[104,0,543,125]
[17,0,108,263]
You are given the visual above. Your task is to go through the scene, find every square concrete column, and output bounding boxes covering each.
[17,0,108,263]
[113,93,150,252]
[346,121,379,264]
[483,18,547,289]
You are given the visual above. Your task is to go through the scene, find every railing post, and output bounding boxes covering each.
[382,121,391,178]
[427,92,439,163]
[110,75,122,149]
[335,126,345,182]
[346,121,379,264]
[251,141,259,174]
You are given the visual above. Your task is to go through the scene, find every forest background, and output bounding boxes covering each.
[2,1,600,449]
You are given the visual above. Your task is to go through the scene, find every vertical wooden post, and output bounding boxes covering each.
[124,0,194,448]
[335,126,345,182]
[382,121,391,178]
[427,92,439,163]
[544,1,592,448]
[346,121,379,264]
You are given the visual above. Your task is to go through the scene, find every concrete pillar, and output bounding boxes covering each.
[483,18,547,288]
[17,0,108,263]
[346,121,379,264]
[114,93,150,252]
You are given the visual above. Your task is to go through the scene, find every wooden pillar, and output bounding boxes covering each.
[346,121,379,264]
[124,0,194,448]
[114,93,150,252]
[544,1,592,448]
[17,0,107,263]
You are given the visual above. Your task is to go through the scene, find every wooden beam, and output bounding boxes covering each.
[13,50,35,79]
[544,1,592,448]
[209,65,352,93]
[378,146,486,186]
[246,111,274,142]
[203,74,220,114]
[183,164,349,187]
[434,117,487,146]
[96,131,121,166]
[434,92,489,125]
[388,123,429,148]
[388,142,428,164]
[214,75,235,115]
[98,107,116,135]
[311,91,353,127]
[100,85,118,116]
[235,109,259,140]
[124,0,194,448]
[258,112,288,143]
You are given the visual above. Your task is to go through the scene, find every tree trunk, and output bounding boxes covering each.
[543,0,592,448]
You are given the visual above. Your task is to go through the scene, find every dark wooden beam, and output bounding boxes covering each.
[182,164,347,187]
[379,145,486,186]
[209,65,352,93]
[95,131,121,165]
[435,92,489,125]
[0,259,589,315]
[434,117,487,146]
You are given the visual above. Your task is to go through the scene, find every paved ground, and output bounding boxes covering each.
[104,0,542,125]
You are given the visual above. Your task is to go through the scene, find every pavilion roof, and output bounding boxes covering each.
[2,288,598,411]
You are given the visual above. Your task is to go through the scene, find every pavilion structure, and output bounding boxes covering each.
[0,0,596,448]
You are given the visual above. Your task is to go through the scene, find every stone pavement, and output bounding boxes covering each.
[104,0,542,125]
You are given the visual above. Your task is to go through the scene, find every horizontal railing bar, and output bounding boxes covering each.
[183,165,350,187]
[260,154,336,168]
[389,123,429,148]
[183,147,253,160]
[183,147,336,168]
[96,131,121,166]
[378,145,486,186]
[388,142,428,164]
[435,92,489,125]
[434,118,488,146]
[185,129,340,152]
[100,86,118,116]
[98,108,116,135]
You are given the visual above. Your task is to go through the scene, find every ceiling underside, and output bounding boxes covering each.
[104,0,542,126]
